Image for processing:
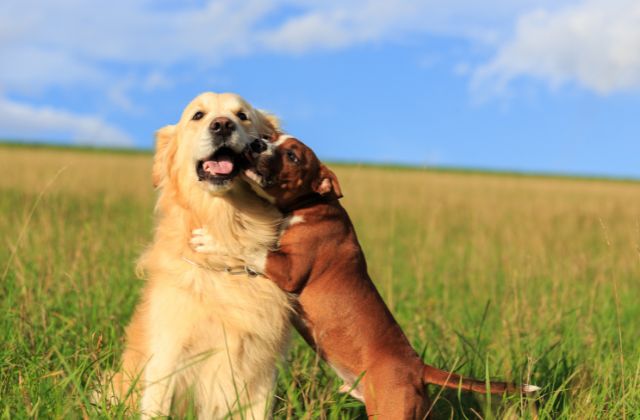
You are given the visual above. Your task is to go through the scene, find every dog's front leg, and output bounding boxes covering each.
[141,351,178,419]
[140,289,190,418]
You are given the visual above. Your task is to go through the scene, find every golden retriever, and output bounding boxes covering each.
[114,92,291,419]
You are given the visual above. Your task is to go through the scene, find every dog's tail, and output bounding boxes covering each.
[422,364,540,394]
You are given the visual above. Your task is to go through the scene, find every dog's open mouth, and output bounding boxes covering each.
[243,168,266,187]
[197,147,242,184]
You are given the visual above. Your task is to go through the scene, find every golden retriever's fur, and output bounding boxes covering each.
[114,92,292,419]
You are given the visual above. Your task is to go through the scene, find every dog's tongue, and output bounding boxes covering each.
[203,155,234,175]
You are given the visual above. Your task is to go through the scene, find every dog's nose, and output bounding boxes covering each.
[210,117,236,137]
[249,138,268,154]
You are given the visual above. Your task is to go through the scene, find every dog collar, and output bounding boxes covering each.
[181,256,261,277]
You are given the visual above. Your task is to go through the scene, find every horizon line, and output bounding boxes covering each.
[1,139,638,184]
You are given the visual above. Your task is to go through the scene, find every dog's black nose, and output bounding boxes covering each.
[249,138,268,154]
[210,117,235,137]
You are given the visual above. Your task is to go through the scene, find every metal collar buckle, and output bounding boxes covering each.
[183,256,260,277]
[224,266,259,277]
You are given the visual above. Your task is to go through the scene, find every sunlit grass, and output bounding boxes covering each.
[1,145,639,418]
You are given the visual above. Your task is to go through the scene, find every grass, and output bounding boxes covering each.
[1,144,639,419]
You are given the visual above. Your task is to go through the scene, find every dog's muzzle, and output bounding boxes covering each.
[196,146,246,185]
[209,117,236,147]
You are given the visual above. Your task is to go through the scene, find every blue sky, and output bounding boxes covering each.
[1,0,639,177]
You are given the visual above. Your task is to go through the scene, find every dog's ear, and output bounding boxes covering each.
[263,112,281,132]
[152,125,177,188]
[256,109,281,138]
[314,164,343,200]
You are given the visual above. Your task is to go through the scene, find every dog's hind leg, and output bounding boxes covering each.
[363,359,431,420]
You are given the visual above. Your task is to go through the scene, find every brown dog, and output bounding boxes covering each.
[193,134,539,419]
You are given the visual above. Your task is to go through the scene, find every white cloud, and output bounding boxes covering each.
[473,0,640,95]
[142,71,172,92]
[0,46,107,94]
[259,0,562,53]
[0,0,276,102]
[0,98,133,147]
[0,0,573,94]
[261,1,423,53]
[0,0,636,146]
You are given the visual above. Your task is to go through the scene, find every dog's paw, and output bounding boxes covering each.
[190,228,218,254]
[338,384,351,394]
[338,383,364,401]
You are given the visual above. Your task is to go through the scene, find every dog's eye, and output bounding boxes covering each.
[236,111,248,121]
[192,111,204,121]
[286,150,300,164]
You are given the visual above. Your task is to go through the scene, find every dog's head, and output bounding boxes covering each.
[243,135,342,210]
[152,92,279,194]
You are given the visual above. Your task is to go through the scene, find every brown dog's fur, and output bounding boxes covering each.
[194,134,539,419]
[112,93,292,419]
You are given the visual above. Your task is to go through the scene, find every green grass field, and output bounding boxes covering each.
[2,144,639,419]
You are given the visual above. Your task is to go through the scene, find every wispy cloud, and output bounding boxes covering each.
[473,0,640,95]
[1,0,281,145]
[0,0,573,96]
[0,0,635,146]
[261,1,425,53]
[0,0,279,94]
[0,98,133,146]
[259,0,570,53]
